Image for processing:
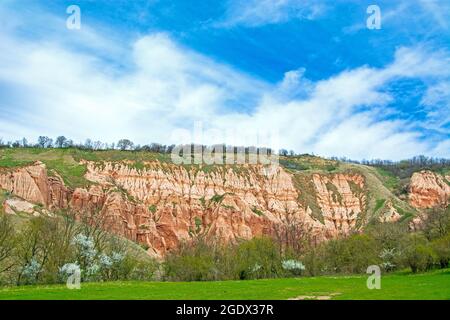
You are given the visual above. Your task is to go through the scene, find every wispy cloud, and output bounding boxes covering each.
[216,0,326,27]
[418,0,450,30]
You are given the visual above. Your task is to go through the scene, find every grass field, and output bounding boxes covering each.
[0,269,449,300]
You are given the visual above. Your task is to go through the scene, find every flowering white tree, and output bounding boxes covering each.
[282,259,305,276]
[68,233,128,282]
[72,233,99,280]
[20,258,41,284]
[379,248,397,271]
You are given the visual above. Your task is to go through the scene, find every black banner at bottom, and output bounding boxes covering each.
[1,300,445,318]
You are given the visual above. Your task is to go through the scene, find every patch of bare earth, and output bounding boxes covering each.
[288,293,341,300]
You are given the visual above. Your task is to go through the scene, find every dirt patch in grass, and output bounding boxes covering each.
[289,293,341,300]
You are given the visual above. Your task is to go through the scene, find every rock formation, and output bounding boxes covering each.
[408,170,450,209]
[1,160,370,257]
[311,173,365,235]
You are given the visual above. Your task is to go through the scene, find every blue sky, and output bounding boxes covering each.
[0,0,449,159]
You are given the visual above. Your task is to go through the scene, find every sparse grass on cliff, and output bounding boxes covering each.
[292,173,324,223]
[0,148,89,188]
[0,148,171,188]
[0,190,8,214]
[374,167,401,192]
[0,268,448,300]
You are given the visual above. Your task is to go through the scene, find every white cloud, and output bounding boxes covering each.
[0,8,449,160]
[217,0,326,27]
[418,0,450,30]
[420,81,450,133]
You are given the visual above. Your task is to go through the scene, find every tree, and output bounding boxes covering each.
[317,234,380,274]
[21,138,28,148]
[37,136,53,148]
[55,136,68,148]
[167,144,176,154]
[65,139,74,148]
[92,141,103,150]
[164,240,216,281]
[399,234,436,273]
[232,237,283,280]
[84,139,93,150]
[14,216,76,284]
[0,215,16,277]
[273,208,312,257]
[367,221,408,251]
[117,139,134,151]
[431,234,450,268]
[422,207,450,241]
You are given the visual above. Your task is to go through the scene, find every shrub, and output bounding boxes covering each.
[163,237,284,281]
[282,259,305,276]
[431,234,450,268]
[422,207,450,241]
[164,240,216,281]
[399,234,437,273]
[379,248,398,272]
[232,237,283,280]
[319,234,380,274]
[0,214,16,284]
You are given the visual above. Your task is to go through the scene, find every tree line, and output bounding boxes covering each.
[0,136,278,156]
[1,136,448,167]
[333,155,450,178]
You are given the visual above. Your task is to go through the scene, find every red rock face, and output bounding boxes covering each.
[0,161,368,257]
[0,162,71,208]
[312,173,366,236]
[408,170,450,209]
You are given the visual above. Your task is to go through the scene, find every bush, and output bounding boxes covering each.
[232,237,283,280]
[379,248,398,272]
[431,234,450,268]
[422,207,450,241]
[0,214,16,284]
[164,240,216,281]
[317,234,380,274]
[282,259,305,276]
[399,234,437,273]
[163,237,284,281]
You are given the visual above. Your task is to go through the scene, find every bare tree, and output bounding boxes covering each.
[37,136,53,148]
[117,139,134,151]
[273,206,313,256]
[0,215,16,275]
[55,136,68,148]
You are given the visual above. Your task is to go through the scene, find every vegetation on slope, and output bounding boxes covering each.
[0,211,157,286]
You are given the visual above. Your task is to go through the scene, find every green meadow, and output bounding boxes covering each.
[0,269,448,300]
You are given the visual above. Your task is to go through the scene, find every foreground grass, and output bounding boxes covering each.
[0,269,449,300]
